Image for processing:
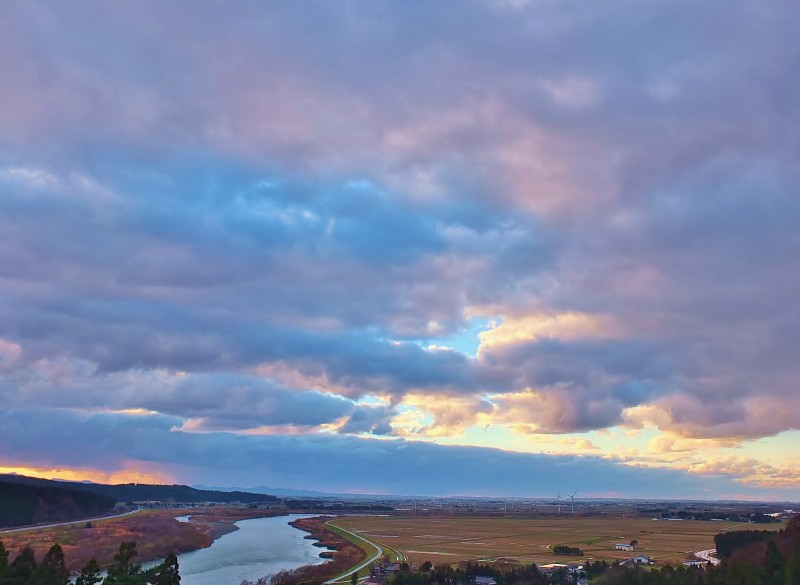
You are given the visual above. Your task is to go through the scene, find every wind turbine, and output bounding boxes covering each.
[556,490,563,513]
[568,491,577,513]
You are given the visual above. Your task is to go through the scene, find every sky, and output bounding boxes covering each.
[0,0,799,500]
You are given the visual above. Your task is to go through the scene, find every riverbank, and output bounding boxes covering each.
[175,515,329,585]
[0,507,286,571]
[261,516,368,585]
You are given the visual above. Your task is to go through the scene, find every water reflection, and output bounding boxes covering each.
[176,514,326,585]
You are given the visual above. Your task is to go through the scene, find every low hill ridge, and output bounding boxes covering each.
[0,480,116,527]
[0,474,279,528]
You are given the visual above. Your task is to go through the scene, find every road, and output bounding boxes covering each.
[0,508,142,534]
[324,524,384,584]
[694,549,721,566]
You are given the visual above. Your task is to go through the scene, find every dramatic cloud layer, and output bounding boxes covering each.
[0,0,798,498]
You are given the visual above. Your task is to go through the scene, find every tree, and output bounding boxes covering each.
[7,546,37,585]
[75,559,103,585]
[765,540,786,585]
[0,541,8,575]
[351,571,359,585]
[105,541,142,584]
[787,516,800,535]
[34,544,69,585]
[554,545,583,555]
[147,553,181,585]
[786,551,800,585]
[630,539,638,549]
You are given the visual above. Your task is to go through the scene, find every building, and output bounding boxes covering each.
[475,577,497,585]
[371,563,402,578]
[614,543,634,551]
[538,564,568,576]
[683,560,708,568]
[620,555,652,566]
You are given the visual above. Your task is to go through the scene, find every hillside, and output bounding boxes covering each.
[0,480,116,527]
[725,516,800,566]
[0,474,279,505]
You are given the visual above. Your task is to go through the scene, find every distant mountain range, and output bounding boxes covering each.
[194,484,409,499]
[193,484,345,498]
[0,474,280,528]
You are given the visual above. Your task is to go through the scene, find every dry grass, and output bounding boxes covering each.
[330,515,783,566]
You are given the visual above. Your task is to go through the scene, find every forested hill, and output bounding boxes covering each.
[0,474,279,505]
[0,480,116,527]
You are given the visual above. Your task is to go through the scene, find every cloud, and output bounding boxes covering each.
[395,394,496,437]
[0,360,368,434]
[0,0,798,495]
[0,162,551,385]
[477,312,620,351]
[2,408,794,498]
[0,338,22,371]
[337,405,396,436]
[0,463,173,486]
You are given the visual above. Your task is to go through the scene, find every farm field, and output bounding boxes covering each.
[330,515,783,567]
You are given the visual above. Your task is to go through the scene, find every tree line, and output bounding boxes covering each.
[553,545,583,556]
[715,529,777,559]
[0,541,180,585]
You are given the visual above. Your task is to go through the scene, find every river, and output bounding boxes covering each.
[174,514,327,585]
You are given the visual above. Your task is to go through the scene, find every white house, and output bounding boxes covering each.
[620,555,652,566]
[615,543,634,551]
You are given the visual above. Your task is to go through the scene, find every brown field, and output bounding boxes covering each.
[331,515,784,566]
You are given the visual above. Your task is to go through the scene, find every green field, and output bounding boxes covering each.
[330,515,782,566]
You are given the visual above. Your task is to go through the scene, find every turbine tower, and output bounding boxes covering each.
[556,490,563,513]
[568,491,577,513]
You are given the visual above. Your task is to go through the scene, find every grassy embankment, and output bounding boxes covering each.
[323,521,386,583]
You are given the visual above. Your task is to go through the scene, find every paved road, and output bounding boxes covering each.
[1,508,142,534]
[324,524,384,584]
[694,549,721,566]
